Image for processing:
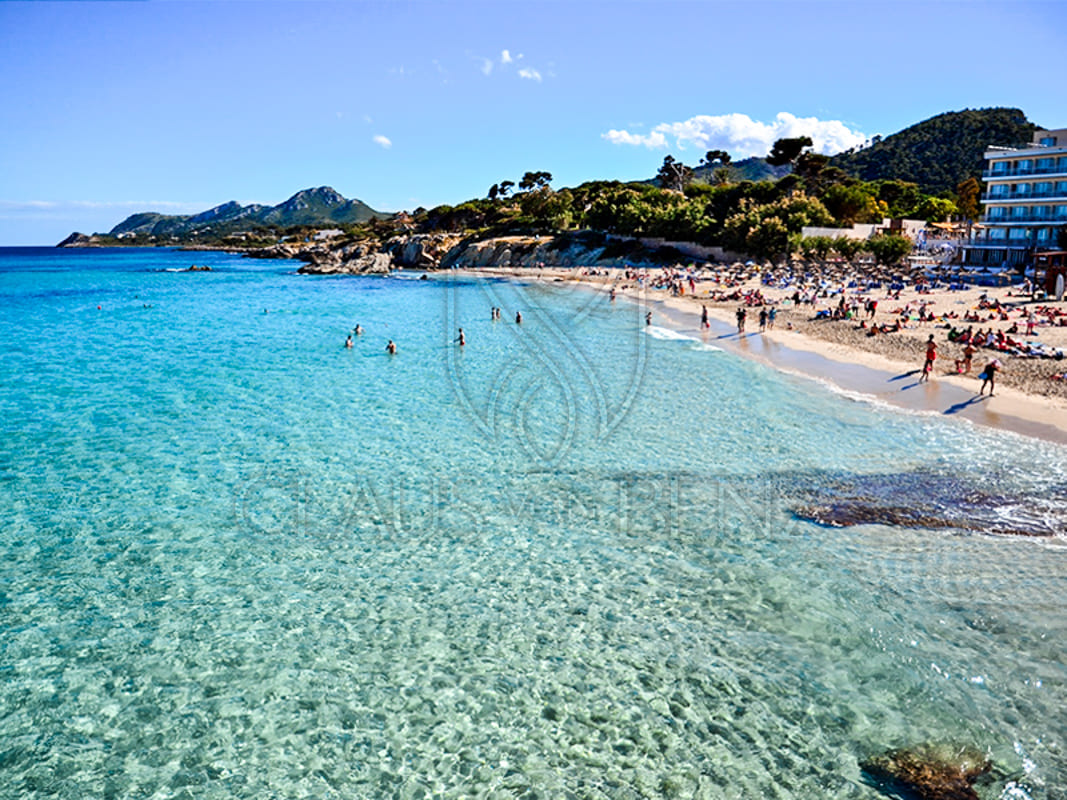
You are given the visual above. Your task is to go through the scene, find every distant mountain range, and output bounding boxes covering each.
[107,186,387,238]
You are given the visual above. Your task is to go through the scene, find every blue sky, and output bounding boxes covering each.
[1,0,1065,245]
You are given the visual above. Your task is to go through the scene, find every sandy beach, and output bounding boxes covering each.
[452,264,1067,444]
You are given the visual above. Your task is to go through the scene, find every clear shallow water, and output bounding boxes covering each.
[1,247,1065,799]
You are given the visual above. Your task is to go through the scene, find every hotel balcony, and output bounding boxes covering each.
[983,165,1067,179]
[982,213,1067,225]
[964,241,1032,250]
[981,189,1067,202]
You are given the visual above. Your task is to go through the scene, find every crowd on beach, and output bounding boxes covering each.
[584,259,1067,400]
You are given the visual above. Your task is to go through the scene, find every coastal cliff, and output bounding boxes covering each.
[296,231,717,274]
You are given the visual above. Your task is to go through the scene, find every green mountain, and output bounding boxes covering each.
[108,187,387,237]
[691,156,790,185]
[829,107,1038,195]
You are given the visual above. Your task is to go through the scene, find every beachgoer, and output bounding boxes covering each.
[516,311,523,325]
[645,311,652,327]
[386,340,397,355]
[736,307,746,334]
[979,358,1000,396]
[456,328,465,346]
[355,324,364,335]
[920,334,937,382]
[768,307,776,329]
[962,342,975,374]
[759,308,768,332]
[701,305,709,329]
[345,334,353,349]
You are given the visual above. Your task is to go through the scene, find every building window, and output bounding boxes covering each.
[1041,137,1057,146]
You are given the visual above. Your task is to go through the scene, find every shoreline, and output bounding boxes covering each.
[449,266,1067,446]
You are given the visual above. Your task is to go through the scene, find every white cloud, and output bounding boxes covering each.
[602,129,667,148]
[480,57,493,76]
[501,49,512,64]
[518,68,542,82]
[601,112,868,158]
[372,134,392,149]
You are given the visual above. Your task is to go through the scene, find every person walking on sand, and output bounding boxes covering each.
[767,306,776,330]
[979,358,1000,396]
[701,305,710,329]
[919,334,937,382]
[759,308,768,332]
[736,307,746,334]
[962,342,976,374]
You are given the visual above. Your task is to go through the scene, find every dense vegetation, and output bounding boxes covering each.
[829,107,1037,196]
[401,155,961,264]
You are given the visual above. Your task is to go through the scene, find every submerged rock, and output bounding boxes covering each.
[861,743,992,800]
[791,468,1065,538]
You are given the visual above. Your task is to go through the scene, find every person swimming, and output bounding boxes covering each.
[354,324,364,335]
[386,340,397,355]
[345,334,353,348]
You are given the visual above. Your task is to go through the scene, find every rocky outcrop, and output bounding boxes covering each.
[296,233,463,274]
[861,744,992,800]
[57,232,94,247]
[393,233,464,268]
[295,231,706,275]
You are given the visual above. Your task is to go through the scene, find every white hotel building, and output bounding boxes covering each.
[963,128,1067,271]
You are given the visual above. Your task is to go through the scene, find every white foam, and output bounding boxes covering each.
[645,325,700,342]
[644,326,724,352]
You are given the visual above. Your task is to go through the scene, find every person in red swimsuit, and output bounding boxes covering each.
[919,335,937,382]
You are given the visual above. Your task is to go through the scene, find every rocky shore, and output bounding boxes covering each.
[293,232,704,275]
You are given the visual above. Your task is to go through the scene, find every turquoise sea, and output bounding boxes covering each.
[1,246,1065,799]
